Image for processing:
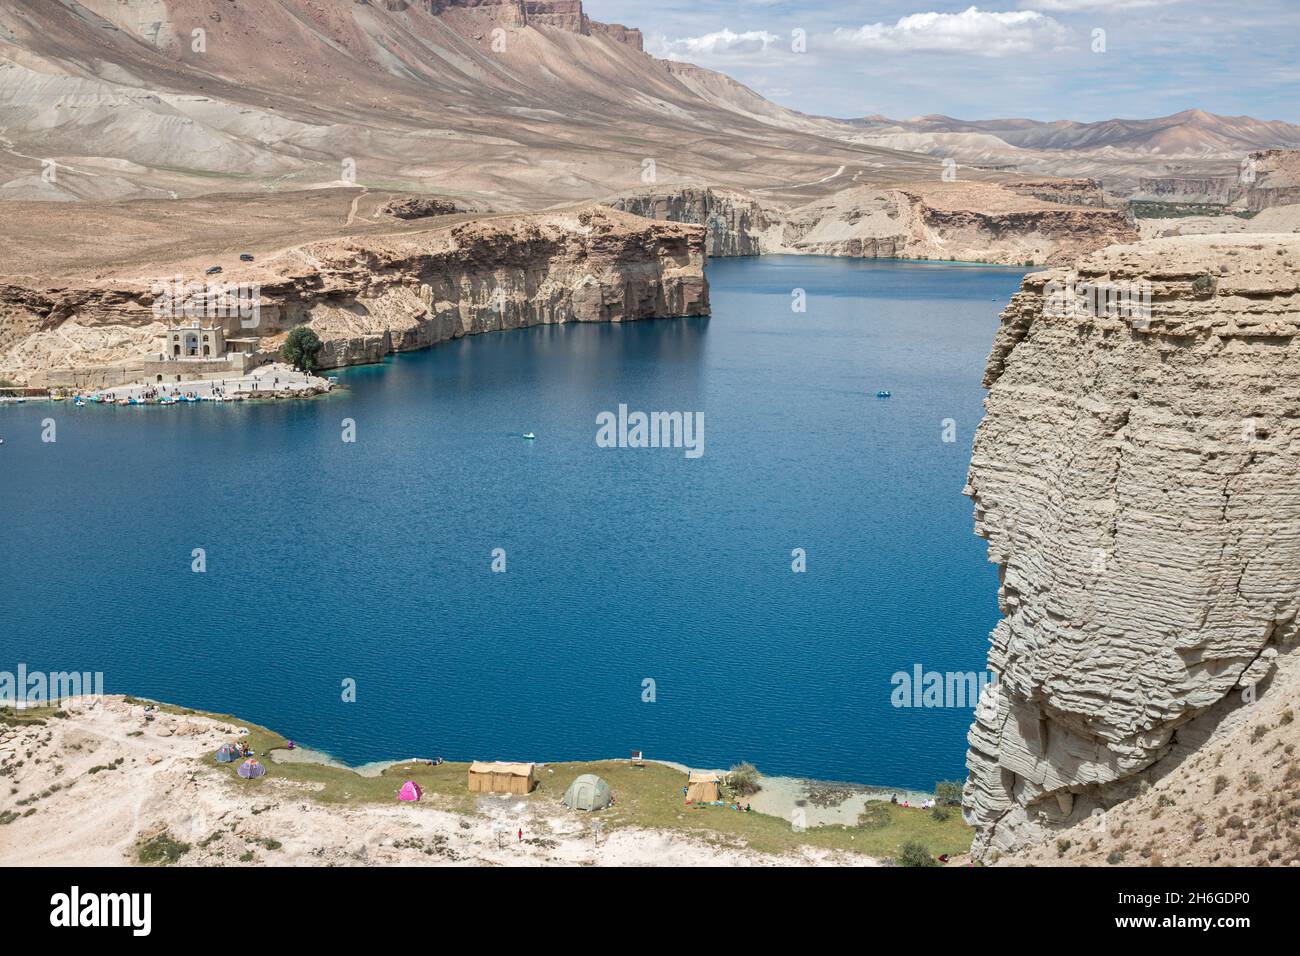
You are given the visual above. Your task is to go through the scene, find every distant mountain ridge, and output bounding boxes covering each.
[852,109,1300,156]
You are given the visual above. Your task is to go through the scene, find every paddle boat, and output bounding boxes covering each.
[875,390,892,399]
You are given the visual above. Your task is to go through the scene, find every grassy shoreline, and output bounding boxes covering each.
[7,696,974,862]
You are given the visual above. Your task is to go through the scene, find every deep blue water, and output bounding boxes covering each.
[0,255,1024,790]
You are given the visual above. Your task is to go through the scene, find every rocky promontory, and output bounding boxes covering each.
[963,234,1300,859]
[0,206,708,386]
[608,181,1136,266]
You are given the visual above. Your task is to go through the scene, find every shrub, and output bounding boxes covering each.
[1106,850,1124,865]
[137,830,191,866]
[930,806,951,823]
[935,780,964,806]
[726,763,761,797]
[895,840,937,867]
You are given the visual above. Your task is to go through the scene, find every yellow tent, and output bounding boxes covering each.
[686,770,722,802]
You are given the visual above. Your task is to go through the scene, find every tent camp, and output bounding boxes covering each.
[562,774,613,811]
[215,743,241,763]
[398,780,423,802]
[237,759,266,779]
[467,761,537,795]
[686,770,722,802]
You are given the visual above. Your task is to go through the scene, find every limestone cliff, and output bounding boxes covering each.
[782,183,1136,266]
[1241,149,1300,212]
[962,234,1300,859]
[609,182,1135,266]
[0,207,708,385]
[605,188,779,257]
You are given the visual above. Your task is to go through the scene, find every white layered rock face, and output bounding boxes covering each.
[605,188,778,257]
[963,234,1300,857]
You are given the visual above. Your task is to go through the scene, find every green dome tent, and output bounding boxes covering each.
[562,774,613,811]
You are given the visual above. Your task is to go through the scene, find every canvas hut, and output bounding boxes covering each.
[686,770,721,802]
[562,774,613,811]
[468,761,537,795]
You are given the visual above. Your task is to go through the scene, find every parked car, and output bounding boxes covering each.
[205,265,223,275]
[239,253,254,262]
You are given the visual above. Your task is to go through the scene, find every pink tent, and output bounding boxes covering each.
[398,780,423,802]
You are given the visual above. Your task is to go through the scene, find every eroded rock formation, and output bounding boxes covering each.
[610,182,1136,265]
[605,188,779,257]
[963,234,1300,858]
[0,207,708,384]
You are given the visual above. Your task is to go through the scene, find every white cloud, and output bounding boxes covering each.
[657,29,781,59]
[1025,0,1185,9]
[830,6,1067,57]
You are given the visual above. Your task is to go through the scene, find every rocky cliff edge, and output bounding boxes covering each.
[963,233,1300,859]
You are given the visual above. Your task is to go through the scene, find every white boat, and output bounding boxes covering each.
[522,432,536,440]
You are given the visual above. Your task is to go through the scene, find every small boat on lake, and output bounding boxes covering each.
[522,432,536,440]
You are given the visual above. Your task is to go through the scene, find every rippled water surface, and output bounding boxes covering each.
[1,255,1025,788]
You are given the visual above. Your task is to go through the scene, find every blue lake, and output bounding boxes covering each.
[0,255,1024,790]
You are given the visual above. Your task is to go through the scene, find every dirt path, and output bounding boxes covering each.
[345,186,370,226]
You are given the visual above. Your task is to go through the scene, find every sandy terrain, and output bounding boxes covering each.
[745,777,933,828]
[0,697,871,867]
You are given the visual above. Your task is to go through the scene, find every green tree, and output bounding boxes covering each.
[281,326,323,372]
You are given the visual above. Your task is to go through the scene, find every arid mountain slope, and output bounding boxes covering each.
[0,0,942,206]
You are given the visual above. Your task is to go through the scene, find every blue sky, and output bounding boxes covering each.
[584,1,1300,122]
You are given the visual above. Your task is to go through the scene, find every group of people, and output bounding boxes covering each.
[889,793,941,810]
